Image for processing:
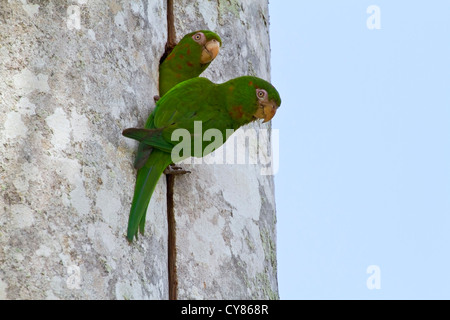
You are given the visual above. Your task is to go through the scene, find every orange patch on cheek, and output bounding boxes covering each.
[248,81,253,86]
[186,61,194,67]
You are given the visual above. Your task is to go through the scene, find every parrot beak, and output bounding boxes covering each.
[262,101,278,123]
[200,39,220,64]
[254,100,279,123]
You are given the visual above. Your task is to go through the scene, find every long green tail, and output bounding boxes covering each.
[127,149,173,242]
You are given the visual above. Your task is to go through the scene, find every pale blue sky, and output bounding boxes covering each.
[269,1,450,299]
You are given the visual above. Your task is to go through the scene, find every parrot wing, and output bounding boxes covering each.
[153,77,234,132]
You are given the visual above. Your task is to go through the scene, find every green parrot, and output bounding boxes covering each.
[123,76,281,242]
[135,30,222,170]
[159,30,222,97]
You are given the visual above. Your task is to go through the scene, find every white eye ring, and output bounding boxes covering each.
[193,33,202,41]
[256,89,267,99]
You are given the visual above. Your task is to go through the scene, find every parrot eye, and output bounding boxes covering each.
[193,33,203,42]
[256,89,267,100]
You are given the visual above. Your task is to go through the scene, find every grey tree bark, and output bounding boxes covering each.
[0,0,277,300]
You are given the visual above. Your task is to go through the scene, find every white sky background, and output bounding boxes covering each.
[269,1,450,299]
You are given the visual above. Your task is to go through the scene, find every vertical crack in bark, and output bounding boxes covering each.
[164,0,178,301]
[160,0,177,64]
[166,175,177,300]
[166,0,177,50]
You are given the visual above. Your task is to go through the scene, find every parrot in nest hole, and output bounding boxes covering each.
[123,76,281,242]
[134,30,222,170]
[159,30,222,97]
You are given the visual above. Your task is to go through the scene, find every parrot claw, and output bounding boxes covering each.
[153,95,160,103]
[164,164,191,175]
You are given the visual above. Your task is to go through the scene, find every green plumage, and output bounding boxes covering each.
[127,31,221,242]
[159,30,222,97]
[124,76,281,241]
[134,30,222,169]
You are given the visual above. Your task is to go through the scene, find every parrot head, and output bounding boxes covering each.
[188,30,222,64]
[179,30,222,65]
[159,30,222,96]
[253,84,281,123]
[224,76,281,124]
[243,76,282,123]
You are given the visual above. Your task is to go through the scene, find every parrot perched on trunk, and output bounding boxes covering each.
[123,76,281,242]
[134,30,222,170]
[127,31,221,243]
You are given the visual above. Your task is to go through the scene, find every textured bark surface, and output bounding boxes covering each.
[0,0,168,300]
[0,0,277,300]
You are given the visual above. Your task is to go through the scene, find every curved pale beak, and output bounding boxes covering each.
[254,100,279,123]
[200,39,220,64]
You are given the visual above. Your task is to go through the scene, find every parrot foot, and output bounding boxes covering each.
[153,95,160,103]
[164,164,191,175]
